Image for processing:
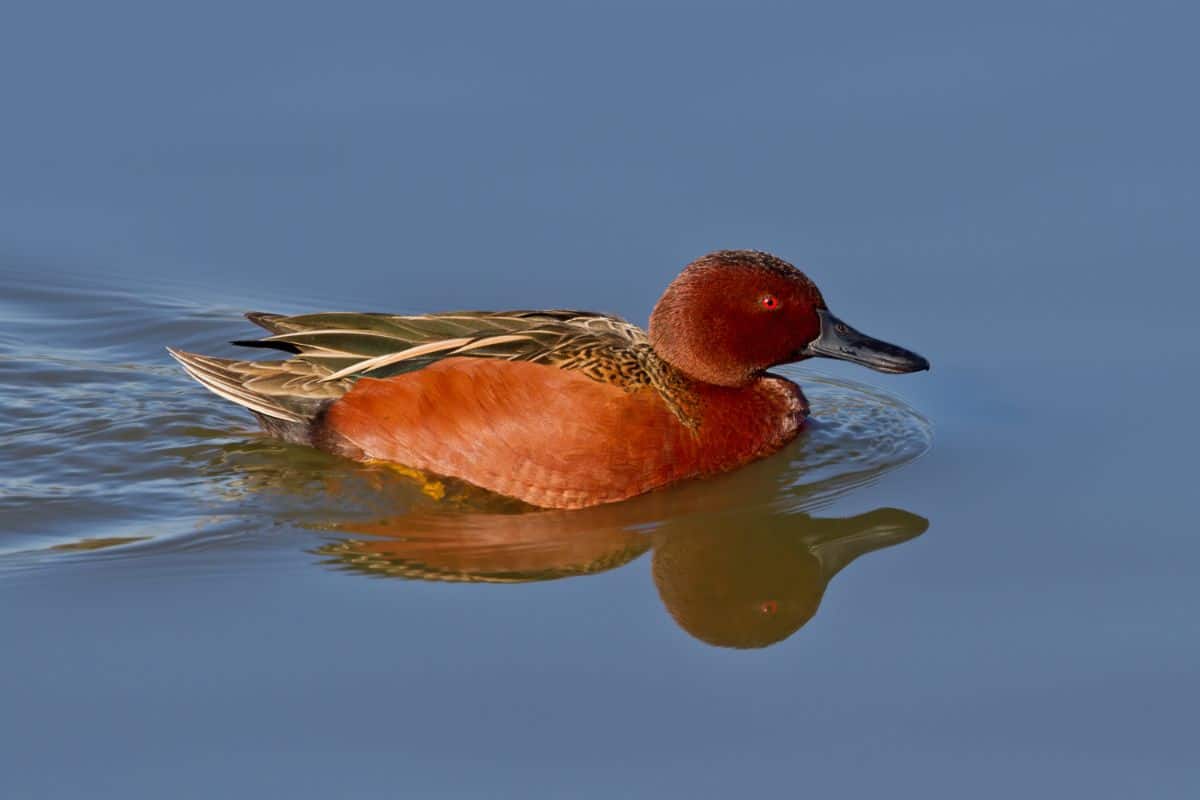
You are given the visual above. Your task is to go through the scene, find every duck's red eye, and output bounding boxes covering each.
[759,600,779,616]
[760,294,779,310]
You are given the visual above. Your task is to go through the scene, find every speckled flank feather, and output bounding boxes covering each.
[171,309,701,428]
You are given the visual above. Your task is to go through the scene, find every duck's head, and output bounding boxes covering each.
[648,250,930,387]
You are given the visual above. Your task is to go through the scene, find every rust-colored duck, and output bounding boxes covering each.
[170,250,928,508]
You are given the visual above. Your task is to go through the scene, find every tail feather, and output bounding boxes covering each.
[167,347,354,425]
[168,348,306,422]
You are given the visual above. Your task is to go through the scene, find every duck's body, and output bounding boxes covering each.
[171,251,927,509]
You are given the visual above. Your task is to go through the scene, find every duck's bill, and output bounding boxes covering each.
[803,309,930,374]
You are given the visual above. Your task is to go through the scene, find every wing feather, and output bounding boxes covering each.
[176,309,650,423]
[235,310,648,382]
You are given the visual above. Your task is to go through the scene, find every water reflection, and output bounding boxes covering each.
[317,505,926,649]
[173,370,932,650]
[651,507,925,648]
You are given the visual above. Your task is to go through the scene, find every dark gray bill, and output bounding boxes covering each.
[802,309,930,374]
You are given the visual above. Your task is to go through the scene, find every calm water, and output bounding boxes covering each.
[3,2,1199,798]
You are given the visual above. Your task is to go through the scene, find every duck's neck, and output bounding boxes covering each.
[637,345,808,447]
[632,344,705,429]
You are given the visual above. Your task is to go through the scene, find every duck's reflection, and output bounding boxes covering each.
[650,508,924,648]
[317,504,926,649]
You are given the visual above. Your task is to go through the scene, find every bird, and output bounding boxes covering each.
[169,250,928,509]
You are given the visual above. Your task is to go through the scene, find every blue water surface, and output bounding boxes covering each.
[2,1,1198,798]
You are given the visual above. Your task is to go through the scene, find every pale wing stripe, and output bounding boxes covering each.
[279,344,348,357]
[321,337,475,381]
[448,333,535,354]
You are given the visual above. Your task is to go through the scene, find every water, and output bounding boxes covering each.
[3,2,1199,798]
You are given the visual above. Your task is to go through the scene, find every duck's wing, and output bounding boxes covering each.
[235,309,649,381]
[169,310,650,425]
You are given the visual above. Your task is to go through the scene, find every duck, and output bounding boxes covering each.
[169,250,928,509]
